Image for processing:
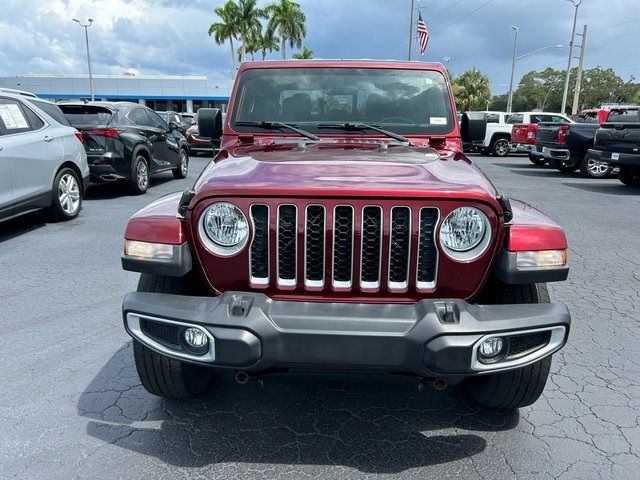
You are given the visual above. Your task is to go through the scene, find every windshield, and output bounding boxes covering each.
[231,67,454,135]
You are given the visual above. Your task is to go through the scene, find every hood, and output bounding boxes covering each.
[193,144,499,207]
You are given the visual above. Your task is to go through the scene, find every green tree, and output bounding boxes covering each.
[292,45,313,59]
[454,67,492,111]
[265,0,307,60]
[489,93,508,111]
[235,0,267,63]
[257,30,280,60]
[208,1,240,74]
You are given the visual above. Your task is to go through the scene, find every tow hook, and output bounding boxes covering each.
[433,378,448,391]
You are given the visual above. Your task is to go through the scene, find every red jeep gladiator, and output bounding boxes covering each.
[121,60,570,410]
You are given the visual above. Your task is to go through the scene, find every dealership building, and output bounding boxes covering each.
[0,74,231,113]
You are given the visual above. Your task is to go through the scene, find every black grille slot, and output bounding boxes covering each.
[507,331,551,358]
[361,206,382,284]
[140,319,181,348]
[389,207,411,285]
[417,208,438,285]
[278,205,297,281]
[250,204,269,281]
[305,205,325,283]
[333,206,354,284]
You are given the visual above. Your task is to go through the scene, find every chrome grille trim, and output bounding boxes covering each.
[388,206,412,291]
[276,204,298,288]
[332,205,355,290]
[249,203,270,286]
[360,205,383,290]
[416,207,440,290]
[304,204,326,288]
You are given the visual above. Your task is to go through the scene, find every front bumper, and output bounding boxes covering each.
[123,291,570,378]
[588,148,640,167]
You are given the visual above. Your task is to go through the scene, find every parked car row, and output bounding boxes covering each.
[0,91,200,225]
[529,106,640,185]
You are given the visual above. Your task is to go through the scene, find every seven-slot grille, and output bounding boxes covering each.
[249,204,439,292]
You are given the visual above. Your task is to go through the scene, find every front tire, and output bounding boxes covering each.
[491,138,510,157]
[48,167,82,221]
[173,148,189,179]
[579,155,612,178]
[133,273,214,399]
[466,282,552,409]
[618,166,640,186]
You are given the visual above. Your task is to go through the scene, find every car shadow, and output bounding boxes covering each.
[84,174,177,201]
[506,168,576,179]
[562,182,640,195]
[0,210,47,243]
[78,343,519,473]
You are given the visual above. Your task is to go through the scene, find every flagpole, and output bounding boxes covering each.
[408,0,415,60]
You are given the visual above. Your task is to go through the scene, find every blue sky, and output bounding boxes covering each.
[0,0,637,95]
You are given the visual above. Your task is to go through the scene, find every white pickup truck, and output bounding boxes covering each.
[466,111,573,157]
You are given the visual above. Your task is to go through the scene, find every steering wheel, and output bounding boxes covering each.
[378,116,417,125]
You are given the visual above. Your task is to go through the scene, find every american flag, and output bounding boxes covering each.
[417,12,429,55]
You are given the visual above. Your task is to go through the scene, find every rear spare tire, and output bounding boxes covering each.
[619,166,640,186]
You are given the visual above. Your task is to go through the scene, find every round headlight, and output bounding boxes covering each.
[440,207,487,252]
[202,202,248,247]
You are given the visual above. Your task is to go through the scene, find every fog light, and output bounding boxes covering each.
[478,337,506,363]
[183,327,209,354]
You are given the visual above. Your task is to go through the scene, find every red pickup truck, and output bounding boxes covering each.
[511,123,544,165]
[119,60,570,410]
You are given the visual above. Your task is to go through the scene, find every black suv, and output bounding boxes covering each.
[157,110,189,136]
[59,102,189,194]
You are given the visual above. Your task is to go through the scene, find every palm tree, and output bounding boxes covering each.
[257,31,280,60]
[265,0,307,60]
[208,1,239,75]
[235,0,267,63]
[292,46,313,59]
[454,67,492,111]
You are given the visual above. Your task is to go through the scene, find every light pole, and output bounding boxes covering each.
[73,18,95,101]
[560,0,581,114]
[506,26,518,113]
[506,43,563,113]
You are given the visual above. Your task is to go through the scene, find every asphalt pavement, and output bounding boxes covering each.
[1,153,639,479]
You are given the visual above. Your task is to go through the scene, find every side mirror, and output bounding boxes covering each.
[197,108,222,141]
[168,122,179,131]
[461,112,487,148]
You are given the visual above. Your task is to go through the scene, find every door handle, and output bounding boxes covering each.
[43,136,54,142]
[0,145,3,151]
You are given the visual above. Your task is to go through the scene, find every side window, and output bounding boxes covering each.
[0,97,41,134]
[486,114,499,123]
[147,110,168,130]
[171,113,182,125]
[30,101,71,126]
[507,114,523,124]
[552,115,567,123]
[129,108,153,127]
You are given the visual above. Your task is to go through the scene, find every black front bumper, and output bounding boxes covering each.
[588,148,640,167]
[123,292,570,378]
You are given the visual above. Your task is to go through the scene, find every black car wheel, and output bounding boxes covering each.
[528,154,547,166]
[133,273,215,399]
[619,166,640,186]
[579,155,612,178]
[465,282,552,409]
[548,158,579,173]
[173,148,189,179]
[491,138,510,157]
[48,167,82,221]
[128,155,150,194]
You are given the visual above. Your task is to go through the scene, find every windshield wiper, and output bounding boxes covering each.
[317,122,410,145]
[235,121,320,141]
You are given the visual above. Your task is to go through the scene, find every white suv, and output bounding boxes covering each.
[0,92,89,222]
